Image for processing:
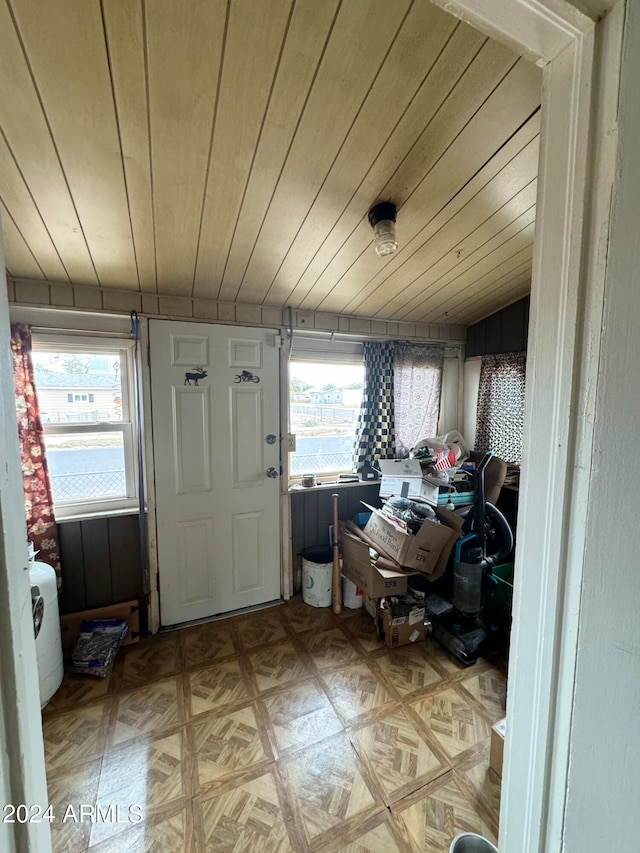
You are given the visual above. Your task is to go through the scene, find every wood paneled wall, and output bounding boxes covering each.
[57,513,143,619]
[290,484,382,592]
[466,296,530,357]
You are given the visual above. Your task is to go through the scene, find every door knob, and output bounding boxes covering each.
[266,467,279,479]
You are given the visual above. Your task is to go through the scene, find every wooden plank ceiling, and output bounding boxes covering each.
[0,0,541,326]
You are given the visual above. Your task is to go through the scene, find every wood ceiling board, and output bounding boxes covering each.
[349,139,539,317]
[192,0,295,299]
[364,181,537,321]
[446,268,532,325]
[430,259,533,324]
[0,136,68,282]
[216,0,341,304]
[261,2,461,308]
[413,242,535,324]
[146,0,227,295]
[401,216,535,321]
[9,0,138,288]
[102,0,156,293]
[350,126,539,317]
[313,56,541,316]
[286,27,500,312]
[235,0,413,305]
[0,1,97,284]
[1,202,44,281]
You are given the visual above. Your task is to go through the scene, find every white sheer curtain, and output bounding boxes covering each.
[393,343,444,457]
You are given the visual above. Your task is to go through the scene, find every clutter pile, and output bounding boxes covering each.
[341,431,482,648]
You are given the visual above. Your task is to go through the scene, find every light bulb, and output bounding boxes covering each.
[368,201,398,257]
[373,219,397,256]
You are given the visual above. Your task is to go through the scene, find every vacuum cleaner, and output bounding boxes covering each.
[427,451,514,665]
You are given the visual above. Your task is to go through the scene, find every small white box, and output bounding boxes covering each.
[378,459,439,505]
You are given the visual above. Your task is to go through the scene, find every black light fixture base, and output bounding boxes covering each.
[368,201,397,227]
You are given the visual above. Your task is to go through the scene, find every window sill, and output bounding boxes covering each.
[288,479,379,494]
[55,506,140,524]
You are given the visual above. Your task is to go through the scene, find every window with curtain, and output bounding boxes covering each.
[30,334,138,518]
[475,351,526,463]
[393,343,444,457]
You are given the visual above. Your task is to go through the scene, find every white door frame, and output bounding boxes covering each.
[0,1,624,850]
[0,247,51,849]
[430,1,621,851]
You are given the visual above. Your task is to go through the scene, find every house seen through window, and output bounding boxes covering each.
[289,361,364,477]
[31,339,137,517]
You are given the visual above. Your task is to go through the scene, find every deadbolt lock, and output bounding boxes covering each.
[265,434,277,445]
[266,467,279,478]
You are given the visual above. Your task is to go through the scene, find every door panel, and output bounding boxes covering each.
[150,320,281,625]
[230,386,263,487]
[172,387,211,494]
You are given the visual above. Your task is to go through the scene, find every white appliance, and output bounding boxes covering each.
[29,560,64,707]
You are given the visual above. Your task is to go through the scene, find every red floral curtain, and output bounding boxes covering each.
[10,324,62,588]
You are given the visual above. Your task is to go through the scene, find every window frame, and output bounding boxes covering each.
[31,333,138,520]
[288,356,365,484]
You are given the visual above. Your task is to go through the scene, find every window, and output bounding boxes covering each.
[289,360,364,478]
[32,335,137,518]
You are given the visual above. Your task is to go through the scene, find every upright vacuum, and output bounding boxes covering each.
[427,451,514,665]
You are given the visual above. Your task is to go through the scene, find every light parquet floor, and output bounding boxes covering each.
[42,597,507,852]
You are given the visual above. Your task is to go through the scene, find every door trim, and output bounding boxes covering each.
[430,1,620,851]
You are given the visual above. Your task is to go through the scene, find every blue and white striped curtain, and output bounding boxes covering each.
[352,342,396,470]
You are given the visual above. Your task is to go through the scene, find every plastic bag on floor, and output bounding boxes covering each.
[71,618,128,678]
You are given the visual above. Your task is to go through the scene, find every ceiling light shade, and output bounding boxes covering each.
[368,201,397,256]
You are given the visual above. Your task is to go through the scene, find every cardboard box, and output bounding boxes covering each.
[340,525,420,597]
[378,459,439,505]
[60,600,140,657]
[490,717,507,777]
[376,603,426,648]
[363,591,377,619]
[361,503,462,577]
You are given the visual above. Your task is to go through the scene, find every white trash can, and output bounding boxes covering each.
[301,547,333,608]
[449,833,498,853]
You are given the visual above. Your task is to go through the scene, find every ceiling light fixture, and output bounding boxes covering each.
[368,201,397,257]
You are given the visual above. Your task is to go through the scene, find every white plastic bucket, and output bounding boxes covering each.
[301,547,333,608]
[449,833,498,853]
[342,575,363,609]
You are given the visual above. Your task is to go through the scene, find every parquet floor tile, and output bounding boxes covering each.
[109,678,183,746]
[183,622,237,669]
[89,730,189,846]
[350,708,445,803]
[301,626,362,670]
[394,772,497,852]
[459,669,508,723]
[409,687,491,761]
[190,703,271,789]
[197,770,293,851]
[279,732,380,846]
[48,757,102,853]
[43,668,112,714]
[236,608,288,650]
[119,634,179,689]
[87,800,192,852]
[248,639,312,692]
[320,660,395,723]
[261,680,343,755]
[188,659,254,717]
[43,699,110,774]
[462,752,502,825]
[282,601,337,635]
[374,646,443,698]
[44,597,506,852]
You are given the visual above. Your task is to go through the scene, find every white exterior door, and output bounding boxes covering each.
[149,320,281,626]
